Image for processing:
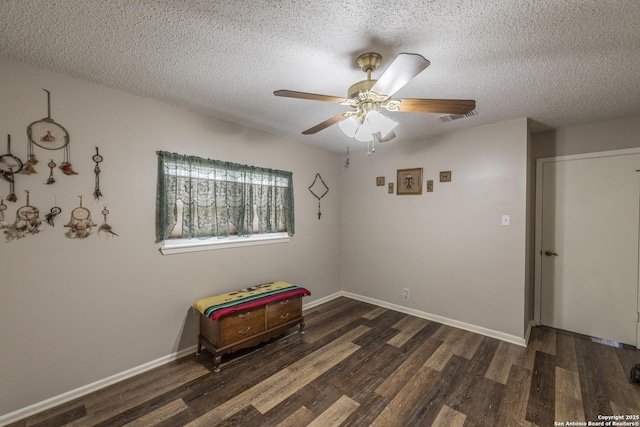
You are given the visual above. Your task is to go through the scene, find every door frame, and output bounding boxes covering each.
[534,147,640,347]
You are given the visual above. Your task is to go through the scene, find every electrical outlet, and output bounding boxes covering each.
[402,288,410,299]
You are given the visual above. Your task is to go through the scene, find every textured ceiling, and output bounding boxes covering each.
[1,0,640,152]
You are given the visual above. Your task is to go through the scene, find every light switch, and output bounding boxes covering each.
[501,215,510,226]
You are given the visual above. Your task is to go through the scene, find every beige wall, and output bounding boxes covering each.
[0,58,342,416]
[532,114,640,159]
[340,118,529,340]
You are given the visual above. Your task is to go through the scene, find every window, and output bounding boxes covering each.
[156,151,294,253]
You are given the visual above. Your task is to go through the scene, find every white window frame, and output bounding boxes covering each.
[159,232,290,255]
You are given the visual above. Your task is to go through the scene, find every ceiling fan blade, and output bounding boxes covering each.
[274,90,348,104]
[302,113,351,135]
[370,53,430,97]
[395,98,476,115]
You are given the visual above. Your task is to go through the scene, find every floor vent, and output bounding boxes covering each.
[438,109,478,123]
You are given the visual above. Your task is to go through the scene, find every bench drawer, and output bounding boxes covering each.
[219,307,266,346]
[266,296,302,329]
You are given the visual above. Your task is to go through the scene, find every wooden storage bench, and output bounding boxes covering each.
[192,282,310,372]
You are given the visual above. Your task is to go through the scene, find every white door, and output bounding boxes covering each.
[539,152,640,346]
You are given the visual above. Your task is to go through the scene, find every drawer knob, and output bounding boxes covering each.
[238,327,251,335]
[238,312,250,318]
[280,300,289,305]
[279,313,290,320]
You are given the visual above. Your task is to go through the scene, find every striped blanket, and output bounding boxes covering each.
[193,281,311,321]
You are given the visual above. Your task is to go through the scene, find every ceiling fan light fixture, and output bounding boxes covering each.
[354,118,374,142]
[366,110,398,139]
[338,115,359,138]
[340,109,398,143]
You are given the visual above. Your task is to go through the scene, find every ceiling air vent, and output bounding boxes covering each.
[438,109,478,123]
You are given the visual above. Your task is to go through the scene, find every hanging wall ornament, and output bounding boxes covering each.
[64,195,96,238]
[308,173,329,220]
[5,190,42,240]
[0,135,23,202]
[98,206,118,237]
[45,197,62,227]
[45,159,56,185]
[22,140,38,175]
[0,199,8,229]
[93,147,103,199]
[26,89,77,180]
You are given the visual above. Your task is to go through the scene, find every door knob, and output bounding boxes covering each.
[544,250,559,256]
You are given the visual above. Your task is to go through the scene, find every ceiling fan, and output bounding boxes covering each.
[274,52,476,144]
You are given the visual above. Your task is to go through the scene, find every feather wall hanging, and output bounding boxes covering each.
[26,89,78,182]
[64,195,96,239]
[45,197,62,227]
[0,135,23,201]
[4,190,42,240]
[92,147,103,199]
[98,206,118,237]
[0,199,8,229]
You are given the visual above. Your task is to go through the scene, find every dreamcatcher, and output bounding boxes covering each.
[64,195,96,238]
[45,206,62,226]
[0,199,8,229]
[98,206,118,237]
[44,197,62,226]
[0,135,23,201]
[26,89,77,182]
[93,147,103,199]
[4,190,43,240]
[308,173,329,220]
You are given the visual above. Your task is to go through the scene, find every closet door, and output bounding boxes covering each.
[540,152,640,346]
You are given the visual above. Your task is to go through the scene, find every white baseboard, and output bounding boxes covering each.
[0,345,197,427]
[306,291,527,347]
[3,291,528,426]
[525,320,537,345]
[302,291,344,310]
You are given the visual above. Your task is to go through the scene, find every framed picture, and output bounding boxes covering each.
[426,179,434,192]
[388,182,394,193]
[376,176,385,186]
[397,168,423,195]
[440,171,452,182]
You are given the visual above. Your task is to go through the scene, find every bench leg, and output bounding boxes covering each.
[213,354,222,372]
[196,336,202,355]
[299,318,305,334]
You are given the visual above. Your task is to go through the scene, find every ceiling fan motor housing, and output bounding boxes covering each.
[357,52,381,72]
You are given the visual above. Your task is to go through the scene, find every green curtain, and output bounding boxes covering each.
[156,151,294,241]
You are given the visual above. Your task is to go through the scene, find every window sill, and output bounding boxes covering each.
[159,233,290,255]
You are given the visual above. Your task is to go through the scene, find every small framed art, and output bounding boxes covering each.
[388,182,394,193]
[376,176,385,186]
[397,168,423,195]
[440,171,452,182]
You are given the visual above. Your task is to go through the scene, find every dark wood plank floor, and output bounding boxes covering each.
[9,297,640,426]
